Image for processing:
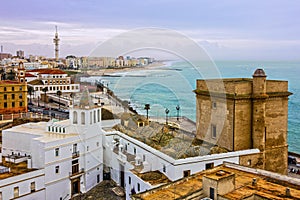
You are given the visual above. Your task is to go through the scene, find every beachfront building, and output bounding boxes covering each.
[194,69,292,175]
[1,89,103,199]
[26,68,80,98]
[132,162,300,200]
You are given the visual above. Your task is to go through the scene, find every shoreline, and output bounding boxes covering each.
[86,61,168,76]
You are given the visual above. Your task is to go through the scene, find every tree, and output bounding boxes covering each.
[28,86,34,104]
[41,87,48,107]
[7,69,16,80]
[56,90,62,110]
[144,104,150,119]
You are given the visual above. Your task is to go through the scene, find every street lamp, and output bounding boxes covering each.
[165,108,169,125]
[176,105,180,121]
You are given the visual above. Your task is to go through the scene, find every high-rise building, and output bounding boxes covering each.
[194,69,292,174]
[16,50,25,59]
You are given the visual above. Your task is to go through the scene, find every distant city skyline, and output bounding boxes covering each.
[0,0,299,60]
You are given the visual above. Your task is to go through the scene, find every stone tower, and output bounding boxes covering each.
[194,69,292,174]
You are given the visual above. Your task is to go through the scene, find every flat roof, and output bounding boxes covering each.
[0,158,37,180]
[5,120,78,143]
[134,164,300,200]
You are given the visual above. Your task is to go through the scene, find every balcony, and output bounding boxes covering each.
[69,168,84,179]
[72,151,80,159]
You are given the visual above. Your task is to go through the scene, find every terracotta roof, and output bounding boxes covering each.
[28,79,44,85]
[26,68,66,75]
[0,80,21,84]
[25,73,37,77]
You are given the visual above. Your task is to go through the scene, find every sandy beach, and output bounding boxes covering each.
[86,61,166,76]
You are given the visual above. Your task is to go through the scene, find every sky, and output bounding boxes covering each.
[0,0,300,60]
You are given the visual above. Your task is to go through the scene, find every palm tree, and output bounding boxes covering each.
[144,104,150,119]
[56,90,62,110]
[41,87,48,107]
[28,86,34,104]
[165,108,169,124]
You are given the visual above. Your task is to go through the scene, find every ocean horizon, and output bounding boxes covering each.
[81,60,300,154]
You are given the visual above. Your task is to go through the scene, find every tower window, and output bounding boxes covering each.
[212,101,217,109]
[211,124,217,139]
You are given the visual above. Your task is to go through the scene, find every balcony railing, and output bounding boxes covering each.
[69,168,84,179]
[72,151,80,158]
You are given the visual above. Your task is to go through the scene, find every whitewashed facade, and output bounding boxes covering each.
[1,89,261,200]
[1,88,103,200]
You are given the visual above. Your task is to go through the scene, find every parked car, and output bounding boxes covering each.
[288,155,297,164]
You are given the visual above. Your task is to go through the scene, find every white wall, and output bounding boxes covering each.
[0,169,45,200]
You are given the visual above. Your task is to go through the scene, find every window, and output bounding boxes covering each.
[143,154,146,162]
[14,187,19,198]
[206,163,214,170]
[137,183,140,192]
[11,94,15,99]
[19,102,23,107]
[4,87,6,91]
[4,102,7,108]
[81,112,85,125]
[211,124,217,138]
[129,176,131,184]
[87,146,89,151]
[12,87,14,91]
[19,86,22,91]
[19,93,22,99]
[183,170,191,177]
[94,110,96,123]
[55,166,59,173]
[4,94,7,100]
[73,111,78,124]
[134,147,136,155]
[212,101,217,109]
[73,144,78,153]
[55,148,59,157]
[90,112,92,124]
[97,109,100,122]
[210,187,215,200]
[30,182,35,192]
[96,142,99,147]
[12,102,15,107]
[0,192,2,200]
[163,165,166,172]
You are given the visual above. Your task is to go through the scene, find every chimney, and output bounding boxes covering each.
[286,187,291,197]
[252,178,257,186]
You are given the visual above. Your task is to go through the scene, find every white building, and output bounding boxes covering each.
[1,89,261,200]
[26,68,80,98]
[1,88,102,199]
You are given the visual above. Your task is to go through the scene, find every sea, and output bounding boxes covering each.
[81,60,300,153]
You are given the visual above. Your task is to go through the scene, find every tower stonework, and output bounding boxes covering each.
[194,69,292,174]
